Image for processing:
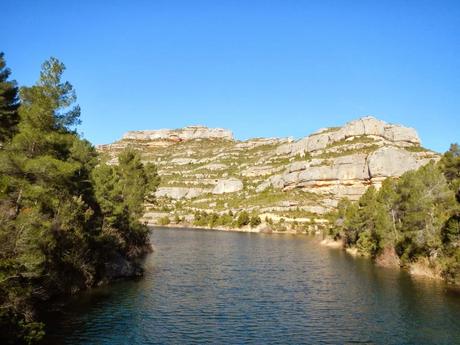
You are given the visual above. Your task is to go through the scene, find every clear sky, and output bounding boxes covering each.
[2,0,459,152]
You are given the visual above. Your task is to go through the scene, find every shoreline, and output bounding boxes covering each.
[150,224,459,287]
[319,237,456,285]
[147,222,310,235]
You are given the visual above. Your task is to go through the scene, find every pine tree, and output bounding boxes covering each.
[355,186,391,256]
[92,147,160,258]
[394,162,456,260]
[0,56,160,344]
[0,57,91,344]
[0,52,20,143]
[440,143,460,202]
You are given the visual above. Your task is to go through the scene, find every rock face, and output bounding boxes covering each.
[98,116,439,222]
[104,253,143,280]
[123,125,233,141]
[155,187,210,199]
[276,116,420,156]
[258,146,435,200]
[212,178,244,194]
[367,146,420,178]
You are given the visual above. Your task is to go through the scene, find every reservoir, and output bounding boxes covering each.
[44,228,460,345]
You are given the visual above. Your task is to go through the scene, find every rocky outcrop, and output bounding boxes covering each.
[276,116,420,156]
[367,146,421,178]
[241,165,284,177]
[212,178,244,194]
[123,125,233,141]
[156,187,210,199]
[170,157,199,165]
[258,146,437,200]
[99,116,438,222]
[201,163,228,171]
[104,253,143,280]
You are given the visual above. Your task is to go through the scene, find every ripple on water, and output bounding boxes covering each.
[44,228,460,345]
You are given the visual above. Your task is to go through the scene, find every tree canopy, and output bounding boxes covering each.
[329,157,460,284]
[0,52,20,143]
[0,57,159,344]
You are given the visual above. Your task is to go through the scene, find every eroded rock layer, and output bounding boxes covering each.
[97,117,438,224]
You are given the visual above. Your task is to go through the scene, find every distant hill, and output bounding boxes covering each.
[97,116,438,230]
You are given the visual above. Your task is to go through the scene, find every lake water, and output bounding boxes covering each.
[44,227,460,345]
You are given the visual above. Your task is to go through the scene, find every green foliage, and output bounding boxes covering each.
[92,147,159,258]
[325,135,376,149]
[173,214,182,224]
[249,215,262,228]
[0,57,160,343]
[192,211,234,228]
[0,52,20,143]
[440,143,460,202]
[441,213,460,253]
[193,211,210,227]
[317,144,380,159]
[393,163,455,261]
[310,126,340,136]
[403,145,432,153]
[158,216,170,226]
[328,155,460,282]
[191,210,257,229]
[328,198,359,243]
[236,211,250,228]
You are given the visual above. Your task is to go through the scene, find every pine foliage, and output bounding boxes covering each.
[329,156,460,283]
[0,58,159,344]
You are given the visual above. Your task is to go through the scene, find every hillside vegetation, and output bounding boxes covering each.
[327,145,460,284]
[99,116,438,233]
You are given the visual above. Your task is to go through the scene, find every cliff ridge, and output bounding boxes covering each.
[97,116,438,229]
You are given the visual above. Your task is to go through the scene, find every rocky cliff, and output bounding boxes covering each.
[97,117,438,227]
[123,125,233,141]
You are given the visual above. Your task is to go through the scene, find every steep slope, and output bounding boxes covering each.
[97,117,438,230]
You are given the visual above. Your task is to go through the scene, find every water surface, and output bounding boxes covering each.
[44,228,460,345]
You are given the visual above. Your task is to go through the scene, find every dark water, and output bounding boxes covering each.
[44,228,460,345]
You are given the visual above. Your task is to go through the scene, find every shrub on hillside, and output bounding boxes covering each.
[236,211,250,228]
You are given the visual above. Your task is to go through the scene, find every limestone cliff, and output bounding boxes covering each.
[97,117,438,227]
[123,125,233,141]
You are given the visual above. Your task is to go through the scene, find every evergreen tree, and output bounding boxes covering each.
[328,198,357,242]
[0,57,160,344]
[0,58,97,343]
[377,178,399,244]
[236,211,250,228]
[355,186,391,256]
[0,52,20,143]
[249,215,261,228]
[394,162,455,260]
[440,143,460,202]
[326,147,460,283]
[92,147,159,258]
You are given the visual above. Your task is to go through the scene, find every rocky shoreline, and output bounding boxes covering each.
[319,237,450,283]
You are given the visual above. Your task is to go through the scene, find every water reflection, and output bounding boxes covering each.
[44,228,460,345]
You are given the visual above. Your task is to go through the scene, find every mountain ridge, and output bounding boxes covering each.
[97,116,439,231]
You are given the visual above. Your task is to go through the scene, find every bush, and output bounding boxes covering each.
[193,211,209,227]
[249,215,261,228]
[193,211,234,228]
[216,213,233,226]
[173,214,182,224]
[236,211,250,228]
[158,216,170,225]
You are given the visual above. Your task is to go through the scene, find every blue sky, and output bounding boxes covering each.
[2,0,459,152]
